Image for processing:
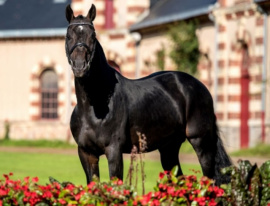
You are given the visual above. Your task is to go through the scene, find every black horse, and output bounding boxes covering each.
[65,4,231,185]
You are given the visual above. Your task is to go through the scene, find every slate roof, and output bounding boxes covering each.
[0,0,71,38]
[130,0,217,32]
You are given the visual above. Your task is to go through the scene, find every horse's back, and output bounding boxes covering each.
[134,71,213,108]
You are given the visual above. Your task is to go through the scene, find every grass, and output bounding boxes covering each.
[3,138,270,158]
[230,143,270,158]
[182,139,270,159]
[0,150,201,194]
[181,140,270,158]
[0,139,196,154]
[0,139,76,148]
[180,140,196,154]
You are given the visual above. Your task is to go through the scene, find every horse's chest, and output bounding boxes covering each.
[79,124,108,152]
[71,113,108,152]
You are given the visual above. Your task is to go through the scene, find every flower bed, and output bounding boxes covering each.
[1,160,270,206]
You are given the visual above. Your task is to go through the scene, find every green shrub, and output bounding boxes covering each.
[221,160,270,206]
[4,120,10,140]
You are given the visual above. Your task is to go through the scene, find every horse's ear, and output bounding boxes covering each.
[87,4,96,22]
[66,4,74,23]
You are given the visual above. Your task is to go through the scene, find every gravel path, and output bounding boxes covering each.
[0,146,269,166]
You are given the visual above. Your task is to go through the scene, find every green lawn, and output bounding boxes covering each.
[0,139,196,154]
[3,139,270,158]
[230,143,270,158]
[0,139,76,148]
[2,138,270,194]
[0,151,201,194]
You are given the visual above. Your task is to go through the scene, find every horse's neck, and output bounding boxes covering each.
[74,40,117,108]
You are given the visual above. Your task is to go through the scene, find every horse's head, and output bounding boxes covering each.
[65,4,96,77]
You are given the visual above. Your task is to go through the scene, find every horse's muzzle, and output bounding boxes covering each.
[71,60,90,77]
[66,39,96,77]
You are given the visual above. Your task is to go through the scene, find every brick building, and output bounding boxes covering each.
[130,0,270,150]
[0,0,148,141]
[0,0,269,150]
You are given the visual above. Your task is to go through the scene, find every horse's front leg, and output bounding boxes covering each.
[105,145,123,180]
[78,147,100,184]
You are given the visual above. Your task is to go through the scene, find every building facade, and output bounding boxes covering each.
[130,0,270,150]
[0,0,148,141]
[0,0,269,150]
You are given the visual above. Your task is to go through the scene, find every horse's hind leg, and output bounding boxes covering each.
[187,133,216,179]
[187,128,231,185]
[158,138,183,176]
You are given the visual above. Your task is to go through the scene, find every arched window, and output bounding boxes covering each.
[40,69,58,119]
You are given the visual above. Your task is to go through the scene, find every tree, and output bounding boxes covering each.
[155,43,166,71]
[168,20,200,75]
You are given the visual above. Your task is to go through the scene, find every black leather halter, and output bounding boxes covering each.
[65,22,96,68]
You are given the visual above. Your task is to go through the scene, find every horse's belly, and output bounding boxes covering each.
[130,117,184,152]
[129,102,185,150]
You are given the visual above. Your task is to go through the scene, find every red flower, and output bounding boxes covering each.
[88,181,96,189]
[0,188,8,196]
[0,172,229,205]
[213,186,224,197]
[154,191,161,198]
[140,194,151,205]
[24,190,31,198]
[178,189,187,197]
[3,174,9,181]
[42,191,53,199]
[159,172,165,180]
[123,189,130,196]
[200,177,210,186]
[24,176,30,183]
[32,177,39,183]
[150,199,160,206]
[186,182,193,188]
[208,199,217,206]
[58,198,66,204]
[13,198,18,205]
[65,183,75,191]
[117,180,123,185]
[75,191,85,201]
[167,187,175,196]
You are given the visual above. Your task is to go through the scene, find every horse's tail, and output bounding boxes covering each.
[213,117,232,185]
